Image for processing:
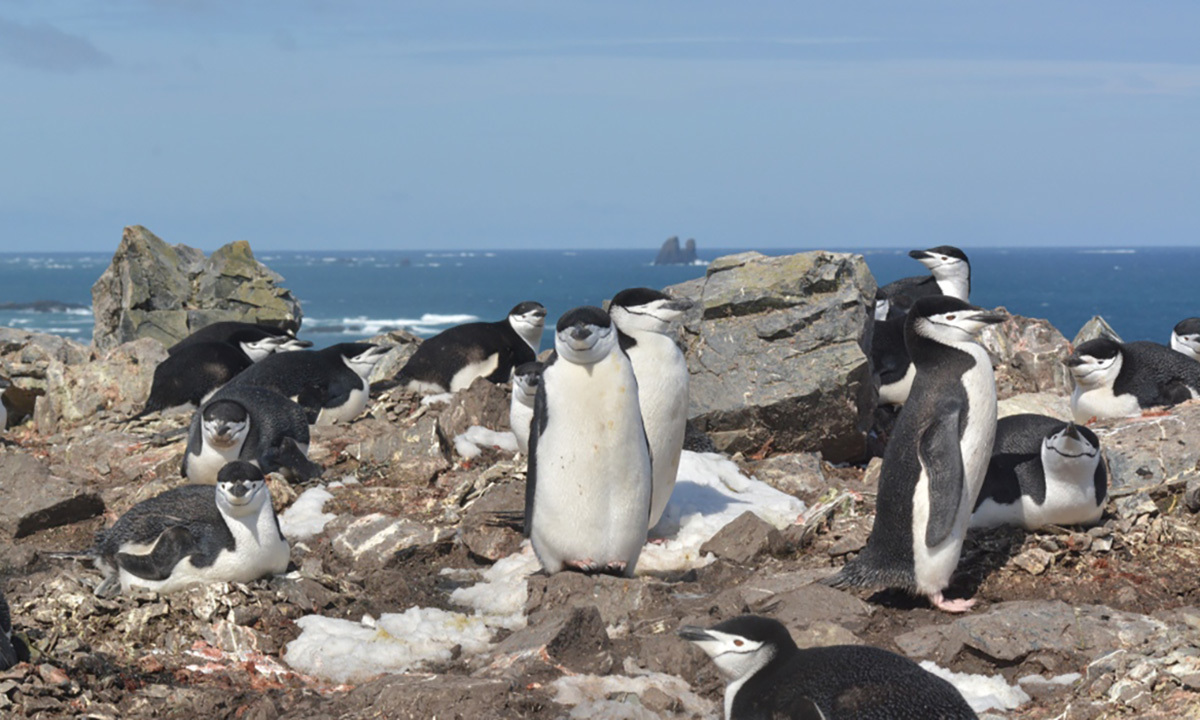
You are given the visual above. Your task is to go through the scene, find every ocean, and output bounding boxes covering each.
[0,247,1195,350]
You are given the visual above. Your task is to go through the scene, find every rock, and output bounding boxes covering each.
[32,337,167,433]
[653,236,698,265]
[525,572,669,627]
[0,453,104,538]
[667,251,875,461]
[1073,316,1122,346]
[329,513,453,569]
[1089,403,1200,493]
[698,511,782,564]
[979,312,1074,399]
[486,605,613,675]
[346,675,520,718]
[314,415,451,486]
[437,377,511,440]
[998,392,1073,420]
[746,452,826,501]
[91,226,302,352]
[1013,548,1054,575]
[460,482,525,561]
[366,329,423,385]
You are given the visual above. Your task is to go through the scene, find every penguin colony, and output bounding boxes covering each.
[6,248,1199,719]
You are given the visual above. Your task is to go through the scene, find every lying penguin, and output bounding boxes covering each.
[395,301,546,395]
[1067,337,1200,423]
[0,585,17,670]
[680,615,977,720]
[508,361,542,456]
[169,321,309,355]
[88,462,290,597]
[182,386,322,485]
[1171,318,1200,362]
[223,342,389,425]
[972,414,1107,530]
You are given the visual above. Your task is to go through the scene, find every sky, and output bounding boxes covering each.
[2,1,1199,252]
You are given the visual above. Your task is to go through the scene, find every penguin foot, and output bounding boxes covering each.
[930,592,975,614]
[564,559,602,573]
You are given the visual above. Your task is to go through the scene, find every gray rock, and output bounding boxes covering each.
[485,605,613,675]
[998,392,1073,420]
[33,337,167,434]
[525,572,670,627]
[654,236,699,265]
[980,312,1074,399]
[460,481,525,561]
[698,511,782,564]
[346,675,519,717]
[313,415,451,486]
[1090,402,1200,493]
[366,329,422,385]
[328,513,453,569]
[746,452,826,500]
[91,226,302,352]
[437,376,511,440]
[0,453,104,538]
[1073,316,1122,346]
[667,251,876,462]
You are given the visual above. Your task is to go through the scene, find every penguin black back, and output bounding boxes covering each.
[224,343,384,423]
[169,322,302,356]
[0,585,17,670]
[139,341,255,416]
[1072,338,1200,407]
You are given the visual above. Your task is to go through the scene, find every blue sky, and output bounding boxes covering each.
[2,1,1198,252]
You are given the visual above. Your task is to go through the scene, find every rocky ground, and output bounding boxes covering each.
[2,379,1199,719]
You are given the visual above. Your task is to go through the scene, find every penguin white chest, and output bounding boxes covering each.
[450,353,502,392]
[530,352,652,575]
[1070,385,1141,424]
[626,333,690,529]
[188,435,250,484]
[316,377,370,425]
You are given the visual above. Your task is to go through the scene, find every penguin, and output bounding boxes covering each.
[395,301,546,395]
[169,321,311,355]
[181,386,322,485]
[509,361,542,455]
[876,246,971,315]
[0,585,17,670]
[1066,337,1200,424]
[0,376,10,430]
[88,461,290,597]
[223,342,389,425]
[873,311,916,406]
[679,615,978,720]
[609,287,693,530]
[971,414,1107,530]
[525,306,652,577]
[825,296,1006,613]
[1171,318,1200,362]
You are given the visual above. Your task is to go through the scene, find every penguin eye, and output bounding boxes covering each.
[945,314,956,321]
[733,639,744,647]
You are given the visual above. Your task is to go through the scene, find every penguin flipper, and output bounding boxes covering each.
[919,404,965,548]
[115,525,196,581]
[0,633,17,670]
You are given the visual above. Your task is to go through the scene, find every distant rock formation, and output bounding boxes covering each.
[90,225,303,352]
[653,236,698,265]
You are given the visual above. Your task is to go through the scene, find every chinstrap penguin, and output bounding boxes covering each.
[972,414,1107,530]
[396,301,546,395]
[1171,318,1200,362]
[876,246,971,318]
[0,585,17,670]
[873,310,916,406]
[680,615,977,720]
[826,296,1006,613]
[0,376,10,430]
[1066,337,1200,424]
[526,306,652,577]
[609,287,693,530]
[509,361,542,456]
[182,386,321,485]
[169,322,310,357]
[88,461,290,597]
[224,342,389,425]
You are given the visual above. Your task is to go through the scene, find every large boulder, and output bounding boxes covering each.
[32,338,167,434]
[667,251,875,462]
[979,311,1074,400]
[91,225,302,352]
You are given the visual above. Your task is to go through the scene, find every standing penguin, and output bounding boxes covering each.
[1170,318,1200,362]
[680,615,977,720]
[825,296,1006,612]
[509,361,542,455]
[526,306,652,577]
[876,246,971,317]
[1066,337,1200,424]
[0,376,10,431]
[87,462,290,597]
[182,386,321,485]
[609,287,693,530]
[396,301,546,395]
[972,414,1107,530]
[224,342,389,425]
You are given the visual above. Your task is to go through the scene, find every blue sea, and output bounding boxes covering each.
[0,247,1195,350]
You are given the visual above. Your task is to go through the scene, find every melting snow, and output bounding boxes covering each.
[278,486,336,541]
[453,426,519,459]
[921,661,1032,713]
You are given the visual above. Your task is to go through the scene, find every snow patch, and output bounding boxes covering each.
[449,544,542,630]
[550,670,715,719]
[421,393,454,406]
[921,661,1032,713]
[637,451,806,574]
[454,426,519,459]
[278,486,336,541]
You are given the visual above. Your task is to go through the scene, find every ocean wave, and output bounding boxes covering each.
[1079,249,1136,255]
[304,313,479,337]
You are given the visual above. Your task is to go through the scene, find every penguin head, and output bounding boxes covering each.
[332,343,389,377]
[215,461,271,517]
[909,245,969,280]
[512,361,542,402]
[609,287,693,335]
[1065,338,1123,389]
[226,329,289,363]
[874,290,891,321]
[1042,422,1102,478]
[1171,318,1200,359]
[200,400,251,450]
[908,296,1007,344]
[554,306,617,365]
[678,615,795,683]
[275,336,314,352]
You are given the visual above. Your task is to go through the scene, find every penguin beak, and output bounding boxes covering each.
[229,481,250,498]
[972,310,1008,326]
[569,324,593,342]
[280,338,313,351]
[908,250,931,261]
[677,626,715,643]
[1064,354,1085,368]
[665,297,695,313]
[1064,423,1082,441]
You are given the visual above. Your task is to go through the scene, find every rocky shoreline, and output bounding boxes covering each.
[1,231,1198,718]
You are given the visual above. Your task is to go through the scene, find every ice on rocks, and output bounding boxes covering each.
[550,670,716,720]
[921,661,1032,713]
[449,544,542,629]
[453,426,519,459]
[639,450,805,574]
[278,486,336,541]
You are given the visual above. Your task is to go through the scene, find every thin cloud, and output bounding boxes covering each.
[0,17,113,72]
